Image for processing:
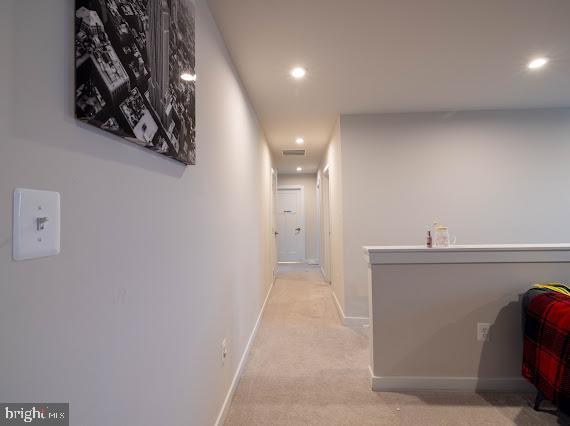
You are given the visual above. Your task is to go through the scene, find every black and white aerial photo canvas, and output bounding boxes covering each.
[75,0,196,165]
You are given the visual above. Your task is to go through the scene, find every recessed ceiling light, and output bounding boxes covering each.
[180,72,197,81]
[527,57,549,70]
[296,167,303,172]
[290,67,306,79]
[296,137,305,144]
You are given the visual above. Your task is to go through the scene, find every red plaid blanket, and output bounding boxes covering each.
[522,290,570,414]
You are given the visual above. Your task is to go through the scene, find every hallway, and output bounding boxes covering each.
[224,264,565,425]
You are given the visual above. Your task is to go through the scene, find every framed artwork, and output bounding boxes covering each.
[75,0,196,165]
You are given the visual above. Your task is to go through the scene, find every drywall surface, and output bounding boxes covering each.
[369,261,570,388]
[278,174,318,263]
[341,109,570,317]
[0,1,274,425]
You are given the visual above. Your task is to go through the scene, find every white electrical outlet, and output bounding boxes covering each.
[477,323,491,342]
[221,339,228,364]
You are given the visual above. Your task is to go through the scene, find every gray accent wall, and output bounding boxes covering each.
[339,109,570,317]
[369,260,570,389]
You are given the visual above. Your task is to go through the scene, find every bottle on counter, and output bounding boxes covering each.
[426,229,432,248]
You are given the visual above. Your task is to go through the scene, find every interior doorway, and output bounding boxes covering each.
[271,168,279,280]
[320,171,332,283]
[277,186,305,262]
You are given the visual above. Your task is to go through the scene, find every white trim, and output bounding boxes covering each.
[315,175,321,266]
[271,169,278,284]
[278,185,305,190]
[320,172,332,283]
[306,258,319,265]
[368,366,534,393]
[214,281,275,426]
[331,290,369,328]
[364,244,570,265]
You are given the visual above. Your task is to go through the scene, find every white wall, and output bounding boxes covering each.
[278,174,318,263]
[340,109,570,318]
[0,1,274,425]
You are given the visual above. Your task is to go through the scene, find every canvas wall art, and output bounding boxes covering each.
[75,0,196,165]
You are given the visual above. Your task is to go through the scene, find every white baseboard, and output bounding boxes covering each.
[214,282,275,426]
[368,366,534,393]
[331,290,369,328]
[343,315,370,328]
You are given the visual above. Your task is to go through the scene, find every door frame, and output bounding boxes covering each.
[320,170,332,283]
[271,168,278,281]
[277,185,306,263]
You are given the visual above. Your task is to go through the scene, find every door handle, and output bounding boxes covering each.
[295,227,301,232]
[274,231,279,236]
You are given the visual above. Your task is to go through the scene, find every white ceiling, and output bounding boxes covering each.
[208,0,570,173]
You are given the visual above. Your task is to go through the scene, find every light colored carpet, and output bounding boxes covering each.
[224,264,567,425]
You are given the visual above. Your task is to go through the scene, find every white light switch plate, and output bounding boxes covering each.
[13,188,60,261]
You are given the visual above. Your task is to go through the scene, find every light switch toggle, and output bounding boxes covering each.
[13,188,60,261]
[37,217,48,231]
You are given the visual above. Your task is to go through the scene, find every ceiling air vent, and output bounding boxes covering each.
[282,149,306,156]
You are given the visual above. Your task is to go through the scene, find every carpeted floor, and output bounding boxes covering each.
[224,263,568,425]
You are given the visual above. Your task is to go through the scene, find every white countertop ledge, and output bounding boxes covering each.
[363,244,570,265]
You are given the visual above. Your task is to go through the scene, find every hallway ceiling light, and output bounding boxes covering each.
[296,137,305,144]
[180,72,197,81]
[527,57,549,70]
[296,167,303,172]
[290,67,306,79]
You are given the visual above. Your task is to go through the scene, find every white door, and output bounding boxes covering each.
[277,187,305,262]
